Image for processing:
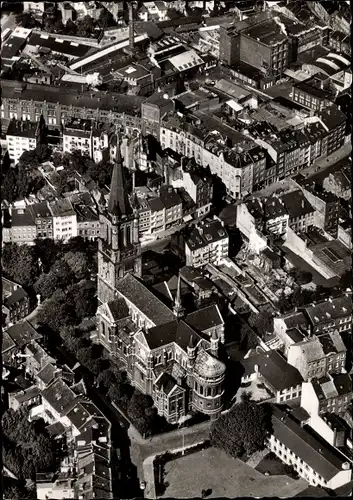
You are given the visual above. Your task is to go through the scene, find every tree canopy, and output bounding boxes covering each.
[210,401,272,458]
[2,243,39,287]
[2,408,60,480]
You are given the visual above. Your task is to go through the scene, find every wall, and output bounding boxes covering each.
[239,35,271,72]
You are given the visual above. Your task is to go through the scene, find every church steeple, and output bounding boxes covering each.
[108,134,133,217]
[173,274,185,319]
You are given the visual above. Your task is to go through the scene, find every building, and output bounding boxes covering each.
[323,167,351,201]
[267,405,352,489]
[303,295,352,336]
[141,91,174,137]
[63,119,109,164]
[97,136,142,305]
[1,79,143,134]
[9,386,41,412]
[3,204,37,245]
[287,331,347,381]
[59,2,74,24]
[6,118,39,164]
[300,184,343,237]
[292,77,334,112]
[182,168,213,217]
[2,278,30,326]
[96,273,227,423]
[36,473,75,500]
[318,105,347,157]
[301,373,352,416]
[184,218,229,268]
[138,1,168,22]
[273,310,311,355]
[48,199,77,241]
[74,204,100,240]
[280,190,315,233]
[235,200,268,254]
[28,202,53,239]
[240,349,303,404]
[23,1,46,17]
[1,26,32,69]
[261,196,289,237]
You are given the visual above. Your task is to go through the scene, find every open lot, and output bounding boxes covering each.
[160,447,308,498]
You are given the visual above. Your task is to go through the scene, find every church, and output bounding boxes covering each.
[96,135,226,423]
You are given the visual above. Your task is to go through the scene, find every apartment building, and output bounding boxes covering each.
[287,331,347,381]
[303,295,352,336]
[268,405,352,489]
[1,80,142,134]
[273,310,310,355]
[280,190,315,233]
[182,169,213,217]
[2,278,30,326]
[301,373,352,416]
[185,218,229,268]
[160,116,266,199]
[6,119,38,164]
[3,204,37,245]
[29,202,53,239]
[48,199,77,241]
[63,119,109,164]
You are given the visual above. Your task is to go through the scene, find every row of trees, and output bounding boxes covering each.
[2,408,61,480]
[17,8,116,34]
[2,237,97,289]
[1,143,52,204]
[210,400,272,458]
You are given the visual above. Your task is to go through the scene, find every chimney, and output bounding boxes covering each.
[128,2,134,50]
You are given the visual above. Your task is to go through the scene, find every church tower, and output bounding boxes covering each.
[97,133,142,304]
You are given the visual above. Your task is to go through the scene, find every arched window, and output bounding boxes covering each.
[199,385,204,396]
[126,225,131,245]
[206,387,212,397]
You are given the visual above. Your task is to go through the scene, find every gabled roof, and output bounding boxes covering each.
[241,349,303,391]
[107,298,130,322]
[146,319,202,351]
[154,372,178,395]
[271,405,348,481]
[41,378,78,417]
[116,273,175,326]
[185,305,223,333]
[6,321,41,347]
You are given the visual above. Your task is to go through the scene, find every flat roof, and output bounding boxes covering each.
[28,33,93,59]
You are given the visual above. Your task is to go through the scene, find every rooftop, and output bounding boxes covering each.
[186,305,223,334]
[28,33,93,59]
[1,80,145,116]
[304,295,352,325]
[49,199,76,217]
[242,19,287,46]
[116,273,175,327]
[145,319,201,351]
[271,405,349,481]
[6,321,41,348]
[185,218,228,251]
[241,349,303,391]
[6,118,38,139]
[41,378,78,417]
[280,190,315,219]
[194,349,226,379]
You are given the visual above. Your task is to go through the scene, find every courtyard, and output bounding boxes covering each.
[159,447,308,498]
[234,380,273,404]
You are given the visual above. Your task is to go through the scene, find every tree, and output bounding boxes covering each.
[87,160,113,187]
[34,238,63,273]
[98,7,115,28]
[127,392,153,421]
[2,243,39,287]
[97,369,115,388]
[37,289,76,331]
[1,166,18,203]
[210,401,272,458]
[65,19,77,35]
[248,310,273,339]
[63,251,90,280]
[69,281,97,321]
[16,12,37,28]
[77,15,95,37]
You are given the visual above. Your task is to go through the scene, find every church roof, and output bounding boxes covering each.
[186,305,223,333]
[108,135,133,217]
[115,273,175,326]
[194,349,226,379]
[146,319,202,351]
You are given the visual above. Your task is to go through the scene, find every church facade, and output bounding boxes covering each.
[96,134,226,424]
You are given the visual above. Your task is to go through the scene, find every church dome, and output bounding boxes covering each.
[194,349,225,379]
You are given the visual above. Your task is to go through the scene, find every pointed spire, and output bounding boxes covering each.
[188,334,196,349]
[108,133,133,217]
[173,274,185,319]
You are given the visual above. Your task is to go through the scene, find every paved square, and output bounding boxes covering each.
[161,447,308,498]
